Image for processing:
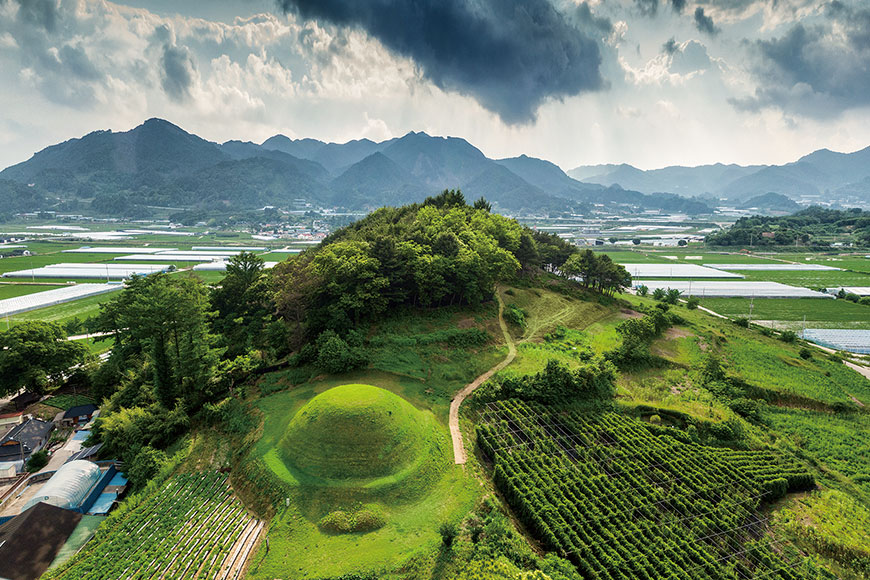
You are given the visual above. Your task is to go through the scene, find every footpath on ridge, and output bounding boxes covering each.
[449,290,516,464]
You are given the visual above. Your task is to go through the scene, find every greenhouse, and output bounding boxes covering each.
[0,284,121,317]
[191,246,267,252]
[63,247,175,254]
[23,460,102,511]
[192,261,279,271]
[620,264,743,279]
[704,263,840,271]
[801,329,870,354]
[635,281,833,298]
[3,263,170,279]
[114,251,242,262]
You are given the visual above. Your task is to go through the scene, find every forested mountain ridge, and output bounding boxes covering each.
[571,146,870,203]
[0,119,712,217]
[706,206,870,246]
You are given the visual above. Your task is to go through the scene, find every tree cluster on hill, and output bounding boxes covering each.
[273,190,589,342]
[0,197,627,489]
[479,358,616,405]
[561,250,633,296]
[706,206,870,246]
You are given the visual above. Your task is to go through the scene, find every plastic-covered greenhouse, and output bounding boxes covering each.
[24,460,101,511]
[801,329,870,354]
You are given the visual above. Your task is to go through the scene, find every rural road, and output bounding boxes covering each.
[450,290,516,465]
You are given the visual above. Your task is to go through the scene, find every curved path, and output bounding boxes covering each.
[450,290,516,464]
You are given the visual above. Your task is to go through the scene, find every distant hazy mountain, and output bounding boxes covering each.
[570,146,870,203]
[738,192,801,213]
[0,119,716,216]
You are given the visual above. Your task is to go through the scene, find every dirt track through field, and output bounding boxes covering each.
[450,290,516,464]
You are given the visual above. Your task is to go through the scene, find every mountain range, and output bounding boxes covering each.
[0,119,711,218]
[2,118,867,220]
[570,146,870,204]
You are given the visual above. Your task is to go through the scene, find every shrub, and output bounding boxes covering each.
[733,317,750,327]
[759,327,774,337]
[799,347,813,360]
[686,296,700,310]
[352,505,387,532]
[439,521,459,547]
[779,330,798,343]
[636,285,649,297]
[315,330,367,374]
[319,511,354,534]
[25,450,48,472]
[504,304,527,328]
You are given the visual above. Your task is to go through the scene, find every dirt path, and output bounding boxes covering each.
[450,290,516,465]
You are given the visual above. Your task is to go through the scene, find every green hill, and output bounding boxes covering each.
[279,384,432,481]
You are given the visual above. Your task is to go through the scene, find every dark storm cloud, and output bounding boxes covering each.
[12,0,58,32]
[731,2,870,118]
[275,0,605,124]
[662,37,679,55]
[693,7,719,34]
[633,0,689,16]
[634,0,659,16]
[573,1,613,35]
[160,44,197,102]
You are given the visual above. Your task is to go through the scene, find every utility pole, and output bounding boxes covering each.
[749,297,754,323]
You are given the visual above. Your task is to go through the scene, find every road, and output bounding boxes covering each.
[449,291,516,465]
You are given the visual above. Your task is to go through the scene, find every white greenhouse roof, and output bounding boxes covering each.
[620,264,743,279]
[3,263,171,279]
[156,250,243,256]
[635,281,833,298]
[704,263,841,271]
[802,329,870,354]
[191,246,267,252]
[23,460,101,511]
[0,284,121,317]
[825,287,870,296]
[114,254,229,262]
[63,247,176,254]
[192,261,280,271]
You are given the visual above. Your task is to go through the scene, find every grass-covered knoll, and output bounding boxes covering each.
[246,376,477,579]
[279,384,437,483]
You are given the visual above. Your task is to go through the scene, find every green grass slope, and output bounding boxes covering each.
[279,383,433,482]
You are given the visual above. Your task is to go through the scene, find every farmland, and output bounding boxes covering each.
[700,297,870,321]
[44,472,261,580]
[478,401,815,580]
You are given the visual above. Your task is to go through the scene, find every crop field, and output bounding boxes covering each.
[7,292,116,327]
[721,330,870,405]
[597,250,781,265]
[45,472,260,580]
[477,401,815,580]
[740,269,870,288]
[773,253,870,274]
[764,408,870,496]
[42,394,97,410]
[700,298,870,323]
[0,283,64,299]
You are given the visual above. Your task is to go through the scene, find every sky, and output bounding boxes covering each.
[1,0,869,172]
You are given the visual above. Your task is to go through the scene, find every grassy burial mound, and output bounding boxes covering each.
[278,383,438,485]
